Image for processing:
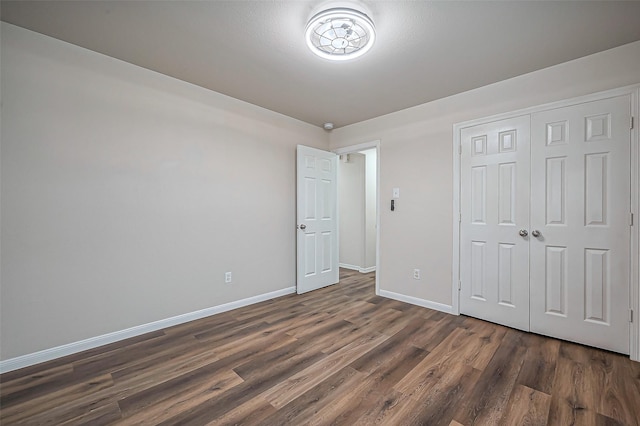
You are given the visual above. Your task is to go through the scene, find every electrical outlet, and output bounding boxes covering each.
[225,272,232,283]
[413,269,420,280]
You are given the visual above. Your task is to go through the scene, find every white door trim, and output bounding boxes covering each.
[333,140,381,297]
[632,88,640,361]
[452,84,640,361]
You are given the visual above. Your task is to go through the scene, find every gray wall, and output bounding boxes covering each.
[338,153,365,269]
[0,23,328,360]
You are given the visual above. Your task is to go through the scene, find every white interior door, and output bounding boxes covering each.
[530,95,631,354]
[296,145,339,294]
[460,116,531,331]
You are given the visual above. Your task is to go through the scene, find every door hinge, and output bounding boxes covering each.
[458,144,462,155]
[458,280,461,291]
[631,212,634,226]
[630,309,634,323]
[459,212,462,223]
[631,116,634,130]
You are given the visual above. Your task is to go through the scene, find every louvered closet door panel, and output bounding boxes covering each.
[460,116,531,331]
[530,95,631,354]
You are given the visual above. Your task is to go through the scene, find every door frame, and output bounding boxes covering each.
[452,85,640,361]
[333,140,381,296]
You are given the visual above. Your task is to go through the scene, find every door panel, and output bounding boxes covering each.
[460,116,531,331]
[296,145,339,294]
[530,95,631,354]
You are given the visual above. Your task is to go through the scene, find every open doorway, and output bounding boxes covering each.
[334,141,380,294]
[295,142,380,295]
[337,149,377,273]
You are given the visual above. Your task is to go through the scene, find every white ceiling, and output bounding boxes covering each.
[2,1,640,129]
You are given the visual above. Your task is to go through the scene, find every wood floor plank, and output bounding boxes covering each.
[116,369,243,424]
[2,346,222,425]
[392,364,482,426]
[348,318,429,375]
[498,384,551,426]
[393,325,502,402]
[259,366,366,425]
[452,328,528,426]
[596,413,627,426]
[308,321,384,355]
[547,342,601,426]
[351,390,413,425]
[0,363,75,406]
[206,395,277,425]
[2,269,639,425]
[516,333,561,394]
[331,344,429,425]
[60,401,122,425]
[72,332,182,378]
[261,333,388,408]
[0,373,115,424]
[596,349,640,425]
[156,345,328,424]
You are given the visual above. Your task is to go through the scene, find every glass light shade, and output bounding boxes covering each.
[305,8,375,61]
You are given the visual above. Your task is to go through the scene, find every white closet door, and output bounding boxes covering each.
[530,95,631,354]
[460,116,531,331]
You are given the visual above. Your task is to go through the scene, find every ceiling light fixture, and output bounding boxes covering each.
[305,7,375,61]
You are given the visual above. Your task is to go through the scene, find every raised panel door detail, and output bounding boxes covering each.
[321,231,333,272]
[304,234,317,277]
[545,157,566,225]
[546,121,568,145]
[499,130,517,153]
[321,179,332,220]
[584,249,609,324]
[585,113,611,142]
[471,241,486,300]
[498,162,516,225]
[545,246,567,316]
[320,158,332,172]
[471,166,487,224]
[585,153,608,226]
[472,135,487,156]
[305,155,316,169]
[304,178,316,220]
[498,243,515,306]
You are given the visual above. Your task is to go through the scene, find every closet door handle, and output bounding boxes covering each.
[519,229,528,237]
[531,230,541,238]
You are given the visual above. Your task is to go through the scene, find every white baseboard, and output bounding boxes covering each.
[339,263,376,274]
[378,289,454,314]
[339,263,360,271]
[0,286,296,374]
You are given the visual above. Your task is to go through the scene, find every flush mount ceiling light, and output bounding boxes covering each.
[305,7,375,61]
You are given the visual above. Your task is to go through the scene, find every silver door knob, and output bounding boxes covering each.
[299,224,306,230]
[531,230,541,238]
[519,229,528,237]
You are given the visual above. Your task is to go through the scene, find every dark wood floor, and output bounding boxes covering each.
[2,269,639,425]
